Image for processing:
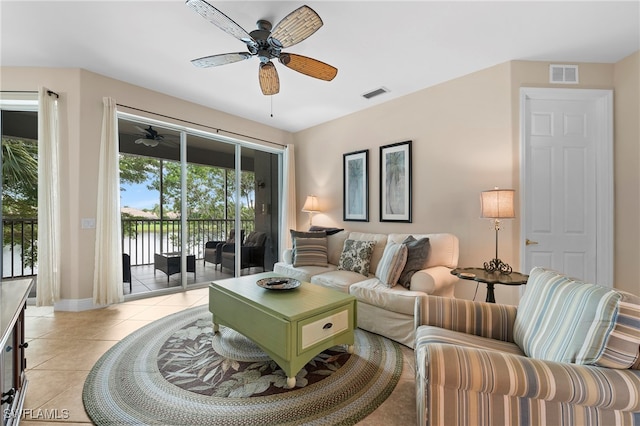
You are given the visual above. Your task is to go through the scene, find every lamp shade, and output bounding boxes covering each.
[301,195,320,212]
[480,189,515,219]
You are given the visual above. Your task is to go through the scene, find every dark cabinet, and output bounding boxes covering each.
[1,279,33,426]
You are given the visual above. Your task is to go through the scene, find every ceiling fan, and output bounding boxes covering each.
[134,126,177,148]
[186,0,338,95]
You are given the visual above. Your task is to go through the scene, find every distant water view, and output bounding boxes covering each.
[2,230,206,279]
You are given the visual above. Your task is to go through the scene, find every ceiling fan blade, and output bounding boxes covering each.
[259,62,280,95]
[279,53,337,81]
[186,0,256,47]
[191,52,252,68]
[269,5,323,49]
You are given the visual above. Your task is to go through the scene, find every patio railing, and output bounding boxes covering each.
[122,218,255,266]
[2,218,255,278]
[2,218,37,278]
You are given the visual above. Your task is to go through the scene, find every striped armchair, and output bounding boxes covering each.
[415,267,640,425]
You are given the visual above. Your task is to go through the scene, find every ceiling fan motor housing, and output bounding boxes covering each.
[249,22,282,63]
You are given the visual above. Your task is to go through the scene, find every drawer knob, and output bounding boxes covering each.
[322,322,333,330]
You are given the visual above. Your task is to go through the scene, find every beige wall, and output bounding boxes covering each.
[1,67,292,308]
[1,53,637,307]
[613,51,640,295]
[293,55,640,303]
[294,62,517,303]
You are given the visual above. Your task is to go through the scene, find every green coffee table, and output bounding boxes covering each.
[209,272,357,388]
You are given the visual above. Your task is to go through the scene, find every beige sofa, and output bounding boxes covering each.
[415,267,640,425]
[273,230,459,347]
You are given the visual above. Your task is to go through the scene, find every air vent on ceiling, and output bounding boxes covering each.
[362,87,389,99]
[549,64,579,84]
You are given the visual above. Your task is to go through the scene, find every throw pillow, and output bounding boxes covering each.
[290,229,327,239]
[337,239,376,276]
[308,225,345,236]
[513,267,640,369]
[375,241,408,287]
[293,237,329,267]
[397,236,431,288]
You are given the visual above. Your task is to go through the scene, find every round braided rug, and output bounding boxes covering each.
[82,304,402,425]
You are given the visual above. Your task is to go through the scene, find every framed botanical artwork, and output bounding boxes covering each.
[379,141,412,222]
[343,149,369,221]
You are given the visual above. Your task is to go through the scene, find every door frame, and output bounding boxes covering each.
[519,87,614,286]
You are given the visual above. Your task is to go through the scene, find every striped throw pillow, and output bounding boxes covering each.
[375,241,408,287]
[600,290,640,369]
[292,237,328,267]
[514,267,640,369]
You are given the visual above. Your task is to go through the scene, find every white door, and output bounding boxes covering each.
[520,88,613,286]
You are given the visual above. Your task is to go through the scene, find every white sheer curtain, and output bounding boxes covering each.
[281,144,297,252]
[36,87,61,306]
[93,97,123,305]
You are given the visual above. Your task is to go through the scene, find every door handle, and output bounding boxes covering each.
[526,239,538,246]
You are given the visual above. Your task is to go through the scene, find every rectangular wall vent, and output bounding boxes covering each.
[549,64,579,84]
[362,87,389,99]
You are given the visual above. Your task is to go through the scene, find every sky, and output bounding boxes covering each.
[120,182,158,211]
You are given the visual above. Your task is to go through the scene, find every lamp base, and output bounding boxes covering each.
[483,258,512,275]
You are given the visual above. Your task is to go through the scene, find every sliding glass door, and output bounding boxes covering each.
[118,114,281,296]
[1,97,39,299]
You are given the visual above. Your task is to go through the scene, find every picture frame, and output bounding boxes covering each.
[343,149,369,221]
[379,141,412,222]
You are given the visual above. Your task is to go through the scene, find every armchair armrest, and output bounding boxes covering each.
[421,296,518,342]
[221,243,235,253]
[421,343,640,412]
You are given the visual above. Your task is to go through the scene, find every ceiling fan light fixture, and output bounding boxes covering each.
[259,62,280,95]
[134,138,160,147]
[187,2,336,95]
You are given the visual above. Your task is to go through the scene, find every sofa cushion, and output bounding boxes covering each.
[273,261,337,283]
[327,231,350,265]
[514,267,640,369]
[310,270,367,293]
[375,241,408,287]
[350,278,421,316]
[292,237,328,267]
[415,325,525,357]
[397,236,431,288]
[337,239,376,276]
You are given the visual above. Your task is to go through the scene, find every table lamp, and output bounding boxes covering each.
[301,195,320,228]
[480,188,515,274]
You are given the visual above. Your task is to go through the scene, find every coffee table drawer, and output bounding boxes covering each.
[300,307,349,350]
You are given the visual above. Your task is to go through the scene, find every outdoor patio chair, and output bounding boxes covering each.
[220,231,267,275]
[204,229,244,270]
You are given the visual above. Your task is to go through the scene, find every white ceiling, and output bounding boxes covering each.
[2,1,638,133]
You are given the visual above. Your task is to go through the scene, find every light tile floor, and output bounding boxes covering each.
[19,288,417,425]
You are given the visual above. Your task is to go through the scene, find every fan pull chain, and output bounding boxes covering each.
[270,95,274,118]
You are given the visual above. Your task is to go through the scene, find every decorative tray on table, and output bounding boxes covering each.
[256,276,301,290]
